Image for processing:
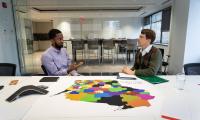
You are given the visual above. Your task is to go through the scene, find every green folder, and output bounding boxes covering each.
[137,76,168,84]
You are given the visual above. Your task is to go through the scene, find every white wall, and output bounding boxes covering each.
[53,17,142,39]
[168,0,190,74]
[53,17,142,58]
[53,19,72,40]
[0,0,20,75]
[120,18,142,39]
[184,0,200,64]
[101,18,142,39]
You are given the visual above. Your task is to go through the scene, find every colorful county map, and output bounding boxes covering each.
[56,80,155,109]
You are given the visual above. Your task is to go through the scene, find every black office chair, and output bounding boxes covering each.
[41,65,48,75]
[126,39,137,63]
[71,40,86,62]
[0,63,16,76]
[117,40,127,64]
[87,39,100,64]
[159,48,170,75]
[102,39,115,64]
[184,63,200,75]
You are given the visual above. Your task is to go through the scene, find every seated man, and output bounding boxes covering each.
[41,29,81,76]
[122,29,162,76]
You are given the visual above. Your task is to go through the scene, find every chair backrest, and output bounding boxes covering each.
[41,65,48,75]
[127,39,137,51]
[159,48,165,59]
[0,63,16,76]
[71,40,85,50]
[158,48,170,75]
[117,40,127,53]
[184,63,200,75]
[118,40,127,48]
[127,39,137,44]
[103,39,115,49]
[87,40,99,49]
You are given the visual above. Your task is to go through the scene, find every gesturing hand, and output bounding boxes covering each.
[122,66,134,75]
[67,62,84,73]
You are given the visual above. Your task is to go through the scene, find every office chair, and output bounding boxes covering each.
[41,65,48,75]
[102,39,116,64]
[87,39,100,64]
[159,48,170,75]
[117,39,127,64]
[0,63,16,76]
[126,39,137,63]
[71,40,86,62]
[184,63,200,75]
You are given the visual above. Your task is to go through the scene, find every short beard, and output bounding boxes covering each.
[54,43,63,50]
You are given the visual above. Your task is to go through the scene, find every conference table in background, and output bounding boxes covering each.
[0,75,200,120]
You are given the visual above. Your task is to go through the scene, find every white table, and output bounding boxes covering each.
[0,76,200,120]
[0,76,54,120]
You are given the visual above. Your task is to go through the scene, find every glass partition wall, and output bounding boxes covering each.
[12,0,36,75]
[12,0,142,75]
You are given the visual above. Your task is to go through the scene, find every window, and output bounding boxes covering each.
[162,31,169,44]
[143,7,171,45]
[144,24,150,29]
[151,12,162,43]
[152,12,162,22]
[151,21,161,43]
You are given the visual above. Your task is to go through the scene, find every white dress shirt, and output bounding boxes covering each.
[140,45,153,56]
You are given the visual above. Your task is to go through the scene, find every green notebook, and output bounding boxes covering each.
[137,76,168,84]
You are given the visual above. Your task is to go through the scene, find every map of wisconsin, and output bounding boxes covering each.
[57,80,155,109]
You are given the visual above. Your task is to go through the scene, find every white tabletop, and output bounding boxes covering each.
[0,76,200,120]
[0,76,54,120]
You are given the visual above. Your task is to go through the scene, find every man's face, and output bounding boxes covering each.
[52,33,64,50]
[138,33,151,48]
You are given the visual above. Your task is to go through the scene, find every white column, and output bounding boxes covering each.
[168,0,190,74]
[168,0,200,74]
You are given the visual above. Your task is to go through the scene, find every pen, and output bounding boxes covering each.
[117,77,136,80]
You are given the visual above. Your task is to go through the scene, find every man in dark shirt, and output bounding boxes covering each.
[122,29,162,76]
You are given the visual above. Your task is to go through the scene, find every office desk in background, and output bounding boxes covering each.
[0,76,200,120]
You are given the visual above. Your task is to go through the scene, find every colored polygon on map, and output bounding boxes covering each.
[62,80,155,109]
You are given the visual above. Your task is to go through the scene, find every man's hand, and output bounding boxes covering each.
[122,66,135,75]
[67,64,77,74]
[67,62,83,73]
